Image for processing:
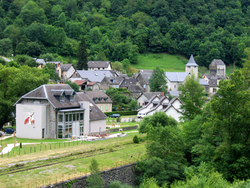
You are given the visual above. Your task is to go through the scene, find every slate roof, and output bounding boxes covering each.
[169,91,181,97]
[186,54,198,67]
[77,70,114,82]
[209,78,218,87]
[34,58,46,65]
[15,84,81,109]
[165,72,190,82]
[15,84,106,121]
[211,59,225,65]
[87,61,110,68]
[46,61,62,65]
[128,85,143,93]
[137,70,153,85]
[77,92,107,121]
[204,74,211,79]
[61,64,73,71]
[199,79,209,86]
[120,78,138,87]
[141,92,162,100]
[105,77,124,85]
[85,91,112,103]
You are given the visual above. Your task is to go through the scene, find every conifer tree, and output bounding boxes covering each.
[87,158,103,188]
[77,35,88,70]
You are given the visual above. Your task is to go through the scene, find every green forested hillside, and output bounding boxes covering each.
[0,0,250,67]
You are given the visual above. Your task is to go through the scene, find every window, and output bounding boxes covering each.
[80,113,84,120]
[100,106,103,111]
[106,105,108,111]
[70,94,74,102]
[58,114,63,122]
[60,95,64,102]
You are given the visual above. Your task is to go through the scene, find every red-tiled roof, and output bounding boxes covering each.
[74,80,86,85]
[88,82,96,86]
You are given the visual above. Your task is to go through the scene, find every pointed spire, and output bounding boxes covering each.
[186,54,198,66]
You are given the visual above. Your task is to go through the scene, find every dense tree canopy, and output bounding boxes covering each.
[0,64,49,129]
[149,67,167,93]
[0,0,248,67]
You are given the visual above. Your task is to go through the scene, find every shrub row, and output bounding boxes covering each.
[104,111,137,116]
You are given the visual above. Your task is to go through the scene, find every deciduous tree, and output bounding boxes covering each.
[179,73,206,121]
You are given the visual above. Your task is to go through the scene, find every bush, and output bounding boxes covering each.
[133,135,139,144]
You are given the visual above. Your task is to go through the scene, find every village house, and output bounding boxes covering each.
[203,59,227,95]
[87,61,112,70]
[135,70,153,92]
[85,91,112,112]
[137,92,161,106]
[15,84,107,139]
[34,58,46,69]
[137,94,183,122]
[99,76,124,90]
[120,78,143,99]
[60,64,76,80]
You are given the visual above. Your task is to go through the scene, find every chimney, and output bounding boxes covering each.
[161,92,164,96]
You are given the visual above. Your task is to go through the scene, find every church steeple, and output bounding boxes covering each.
[185,54,198,78]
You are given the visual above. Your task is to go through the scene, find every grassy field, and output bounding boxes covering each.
[133,53,188,72]
[0,131,145,188]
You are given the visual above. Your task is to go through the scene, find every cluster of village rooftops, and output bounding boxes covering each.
[14,55,226,139]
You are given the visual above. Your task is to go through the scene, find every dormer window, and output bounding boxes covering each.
[70,94,74,102]
[60,95,65,102]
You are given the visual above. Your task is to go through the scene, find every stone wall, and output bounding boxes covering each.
[106,125,139,133]
[43,163,137,188]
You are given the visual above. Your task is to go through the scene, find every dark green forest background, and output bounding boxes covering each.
[0,0,250,67]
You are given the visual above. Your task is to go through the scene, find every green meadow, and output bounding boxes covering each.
[133,53,188,72]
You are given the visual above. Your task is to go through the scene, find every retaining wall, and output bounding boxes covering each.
[106,125,139,133]
[43,163,137,188]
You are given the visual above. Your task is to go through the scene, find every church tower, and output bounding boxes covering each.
[185,54,198,78]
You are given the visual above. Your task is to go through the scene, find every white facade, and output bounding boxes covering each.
[137,96,183,122]
[16,104,49,139]
[185,66,198,78]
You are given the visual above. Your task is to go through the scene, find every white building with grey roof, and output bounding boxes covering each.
[15,84,107,139]
[87,61,111,70]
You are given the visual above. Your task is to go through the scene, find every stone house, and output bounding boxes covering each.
[85,91,112,112]
[135,70,153,92]
[60,64,76,80]
[99,76,124,90]
[203,59,227,95]
[120,78,143,99]
[87,82,99,91]
[15,84,107,139]
[34,58,46,69]
[87,61,112,70]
